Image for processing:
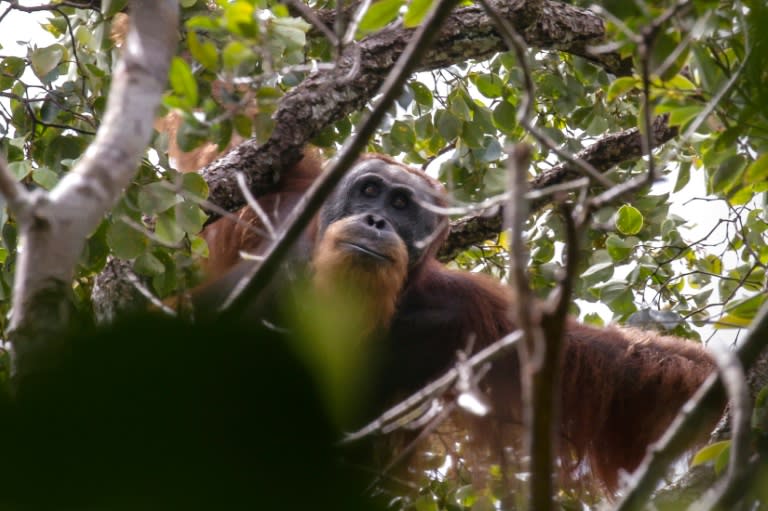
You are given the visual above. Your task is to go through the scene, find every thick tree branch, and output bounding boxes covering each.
[437,115,678,261]
[202,0,630,218]
[311,0,631,75]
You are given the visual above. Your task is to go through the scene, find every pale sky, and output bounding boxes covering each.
[0,8,53,56]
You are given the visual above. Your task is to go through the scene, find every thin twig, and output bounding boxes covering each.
[283,0,339,48]
[688,350,751,511]
[2,0,98,13]
[235,171,276,240]
[365,402,458,492]
[342,0,374,45]
[505,142,559,510]
[341,330,522,443]
[126,270,178,317]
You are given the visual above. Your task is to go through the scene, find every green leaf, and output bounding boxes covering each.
[30,44,65,81]
[213,119,233,151]
[272,17,309,51]
[403,0,432,27]
[698,254,722,275]
[7,161,31,180]
[745,153,768,183]
[597,282,636,315]
[138,182,181,214]
[107,219,147,259]
[651,31,687,81]
[390,120,415,151]
[461,122,484,149]
[40,97,61,123]
[176,202,208,234]
[224,1,256,37]
[616,204,644,235]
[667,105,703,128]
[674,161,690,192]
[191,235,209,258]
[606,234,633,262]
[409,81,433,107]
[531,238,554,263]
[583,313,605,327]
[715,313,754,329]
[174,116,208,152]
[492,100,516,133]
[448,92,471,120]
[187,30,219,71]
[665,74,697,91]
[156,210,186,245]
[472,73,503,98]
[182,173,209,200]
[102,0,128,16]
[168,57,199,109]
[729,184,754,206]
[79,221,109,275]
[606,76,638,102]
[413,495,438,511]
[186,15,219,31]
[32,167,58,190]
[0,57,25,91]
[75,25,95,49]
[233,114,253,138]
[713,442,731,475]
[691,440,730,468]
[222,40,255,72]
[724,294,765,321]
[358,0,405,35]
[134,252,166,276]
[435,110,461,140]
[580,262,615,286]
[710,155,746,194]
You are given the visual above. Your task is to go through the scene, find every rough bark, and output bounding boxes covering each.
[437,115,678,261]
[314,0,631,75]
[92,258,149,323]
[201,0,631,218]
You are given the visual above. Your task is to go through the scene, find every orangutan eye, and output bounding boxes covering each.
[361,182,380,198]
[391,192,409,210]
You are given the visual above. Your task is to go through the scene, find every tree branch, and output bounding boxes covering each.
[311,0,631,75]
[201,0,631,219]
[9,0,178,377]
[437,115,678,261]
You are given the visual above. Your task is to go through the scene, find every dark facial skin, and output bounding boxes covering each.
[319,159,446,268]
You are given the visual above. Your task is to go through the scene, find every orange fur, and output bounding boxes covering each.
[194,154,721,494]
[312,218,409,338]
[200,151,323,281]
[560,323,717,490]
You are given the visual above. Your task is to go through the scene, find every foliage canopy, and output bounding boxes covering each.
[0,0,767,508]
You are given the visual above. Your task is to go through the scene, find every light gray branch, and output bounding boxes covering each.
[9,0,179,377]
